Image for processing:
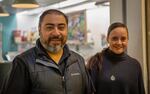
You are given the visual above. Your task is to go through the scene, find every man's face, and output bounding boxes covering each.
[39,14,68,53]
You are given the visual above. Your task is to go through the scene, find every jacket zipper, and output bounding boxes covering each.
[62,75,67,94]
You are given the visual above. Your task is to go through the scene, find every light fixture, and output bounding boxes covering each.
[12,0,39,9]
[95,1,110,6]
[0,6,9,17]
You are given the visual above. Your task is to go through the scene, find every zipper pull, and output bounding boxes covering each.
[62,76,65,87]
[62,76,65,81]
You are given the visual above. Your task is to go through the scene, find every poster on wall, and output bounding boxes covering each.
[67,10,87,45]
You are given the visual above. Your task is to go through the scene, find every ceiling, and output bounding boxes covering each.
[1,0,66,14]
[0,0,108,14]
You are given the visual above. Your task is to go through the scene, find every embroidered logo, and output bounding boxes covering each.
[71,73,80,76]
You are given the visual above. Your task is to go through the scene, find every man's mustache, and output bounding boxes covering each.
[48,35,63,41]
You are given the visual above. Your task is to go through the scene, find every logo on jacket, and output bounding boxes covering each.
[71,73,80,76]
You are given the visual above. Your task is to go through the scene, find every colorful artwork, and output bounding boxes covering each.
[67,11,86,44]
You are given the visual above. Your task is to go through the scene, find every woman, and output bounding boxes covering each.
[87,22,145,94]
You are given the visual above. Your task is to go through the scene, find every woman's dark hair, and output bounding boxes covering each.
[38,9,68,28]
[107,22,128,38]
[86,51,103,71]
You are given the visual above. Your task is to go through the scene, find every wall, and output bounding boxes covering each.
[16,14,39,31]
[110,0,124,23]
[85,6,110,57]
[0,15,17,60]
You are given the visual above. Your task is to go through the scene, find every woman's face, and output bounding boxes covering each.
[107,27,128,54]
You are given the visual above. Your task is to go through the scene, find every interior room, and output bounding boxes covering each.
[0,0,149,94]
[0,0,110,61]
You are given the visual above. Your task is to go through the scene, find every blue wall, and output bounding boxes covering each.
[0,14,17,60]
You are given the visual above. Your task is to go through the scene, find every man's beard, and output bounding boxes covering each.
[46,44,64,53]
[41,35,65,53]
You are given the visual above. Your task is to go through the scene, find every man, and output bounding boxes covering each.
[1,9,93,94]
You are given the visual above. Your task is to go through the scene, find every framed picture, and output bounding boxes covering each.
[67,10,87,44]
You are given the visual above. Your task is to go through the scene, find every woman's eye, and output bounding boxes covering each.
[112,37,118,41]
[121,37,127,41]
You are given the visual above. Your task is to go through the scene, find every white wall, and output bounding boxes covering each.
[86,6,110,53]
[16,14,39,31]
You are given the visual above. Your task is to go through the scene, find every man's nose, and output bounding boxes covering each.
[53,27,60,35]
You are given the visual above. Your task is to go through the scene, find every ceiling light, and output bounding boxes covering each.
[0,6,9,17]
[95,1,110,6]
[12,0,39,8]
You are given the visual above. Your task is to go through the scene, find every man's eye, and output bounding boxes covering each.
[46,26,54,31]
[58,26,65,31]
